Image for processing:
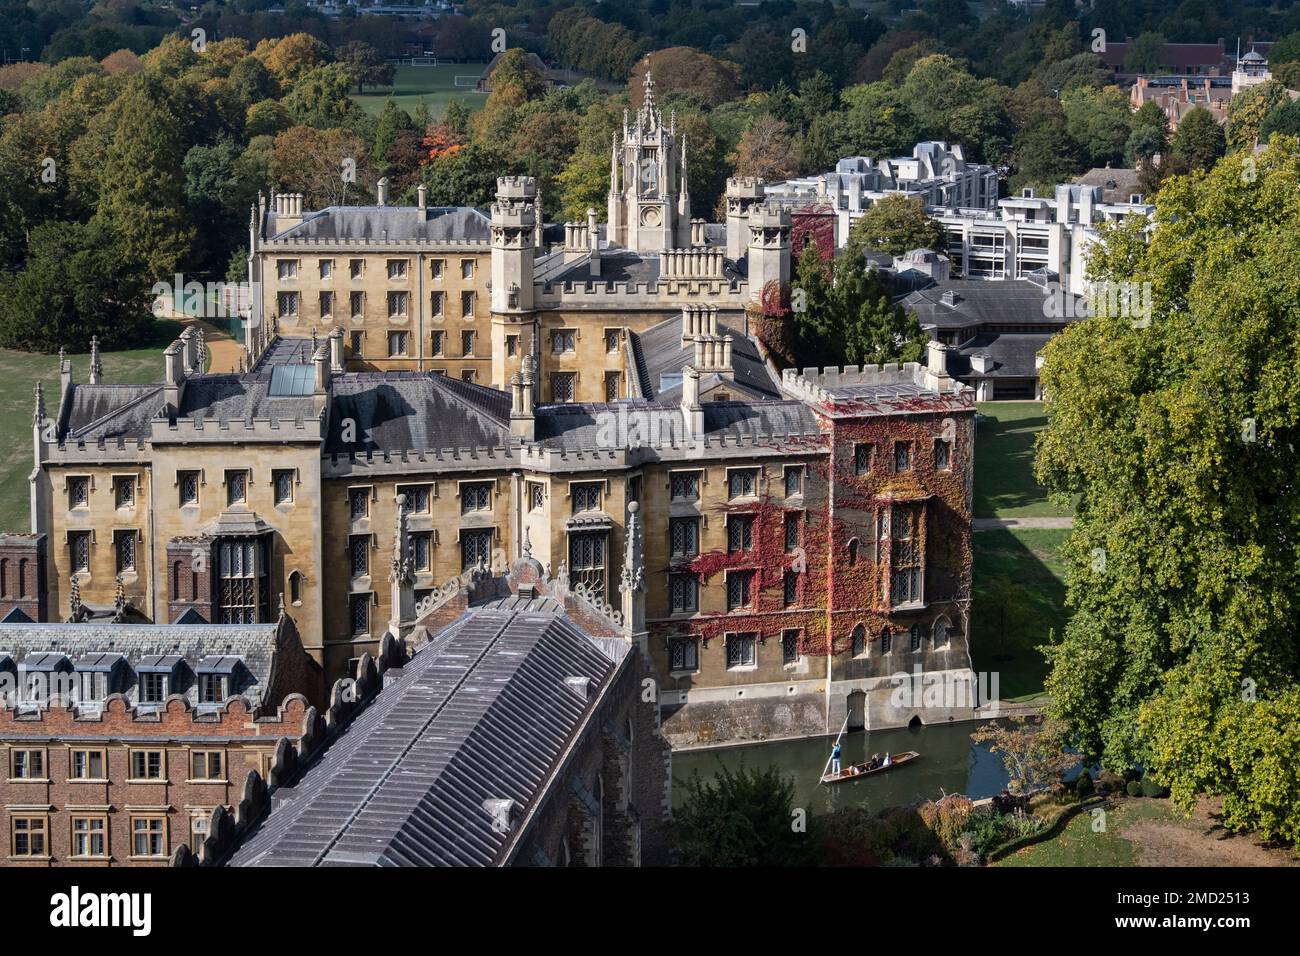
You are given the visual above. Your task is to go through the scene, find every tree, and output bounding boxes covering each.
[833,82,920,158]
[420,141,508,209]
[731,114,797,181]
[1010,111,1087,194]
[0,220,152,352]
[283,63,355,129]
[1061,85,1132,168]
[1225,79,1286,151]
[336,41,394,94]
[245,99,292,139]
[629,47,741,110]
[1273,61,1300,92]
[849,194,944,258]
[270,126,373,208]
[255,33,329,86]
[1126,100,1169,164]
[92,77,194,281]
[1260,98,1300,141]
[837,245,927,366]
[673,764,818,867]
[1123,32,1167,73]
[372,99,416,168]
[1035,140,1300,841]
[971,717,1078,796]
[1170,106,1225,172]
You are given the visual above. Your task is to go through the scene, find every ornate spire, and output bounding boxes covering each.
[32,382,45,427]
[195,327,207,372]
[69,574,82,621]
[89,336,102,384]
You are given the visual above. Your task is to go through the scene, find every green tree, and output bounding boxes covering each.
[1010,111,1087,194]
[372,99,416,169]
[849,194,945,258]
[0,220,151,352]
[1126,100,1169,164]
[673,764,818,867]
[1123,32,1167,73]
[1260,98,1300,141]
[837,244,927,366]
[283,63,355,129]
[336,41,394,94]
[1061,85,1132,167]
[1035,140,1300,841]
[1170,106,1226,172]
[1225,79,1286,151]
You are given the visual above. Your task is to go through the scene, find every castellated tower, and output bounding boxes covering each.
[747,203,791,303]
[608,72,690,253]
[490,177,538,391]
[726,177,766,262]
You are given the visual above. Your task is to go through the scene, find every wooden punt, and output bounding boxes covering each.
[819,750,921,785]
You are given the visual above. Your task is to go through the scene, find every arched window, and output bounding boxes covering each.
[0,559,8,598]
[910,623,923,651]
[934,616,950,648]
[851,623,865,656]
[880,627,892,654]
[847,538,859,566]
[17,560,25,599]
[289,570,303,606]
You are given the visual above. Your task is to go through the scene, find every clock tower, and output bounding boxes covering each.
[607,72,691,254]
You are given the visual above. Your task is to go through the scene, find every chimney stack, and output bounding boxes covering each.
[417,184,427,210]
[377,177,389,207]
[313,344,331,394]
[681,365,703,437]
[329,327,345,373]
[163,341,184,416]
[587,207,601,277]
[511,355,536,441]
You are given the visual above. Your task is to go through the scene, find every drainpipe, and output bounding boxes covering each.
[417,252,425,372]
[825,427,835,735]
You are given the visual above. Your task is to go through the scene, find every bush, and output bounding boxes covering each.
[918,794,974,852]
[1126,780,1144,797]
[673,764,819,866]
[1075,772,1095,799]
[1097,769,1126,794]
[1140,777,1168,798]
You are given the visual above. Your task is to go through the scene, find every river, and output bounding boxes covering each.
[672,720,1012,815]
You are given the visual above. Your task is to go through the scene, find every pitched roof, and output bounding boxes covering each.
[61,383,162,443]
[630,315,782,401]
[902,280,1080,332]
[228,605,628,867]
[325,371,510,454]
[268,206,491,243]
[948,332,1054,379]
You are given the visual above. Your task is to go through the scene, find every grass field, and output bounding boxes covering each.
[973,401,1073,519]
[351,63,488,119]
[0,320,184,533]
[971,527,1069,701]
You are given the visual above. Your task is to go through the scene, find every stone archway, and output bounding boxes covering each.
[847,690,867,731]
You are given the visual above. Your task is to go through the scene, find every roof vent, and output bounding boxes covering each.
[940,290,962,307]
[482,797,517,834]
[517,583,537,599]
[564,675,592,700]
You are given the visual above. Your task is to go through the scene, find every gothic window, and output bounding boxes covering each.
[890,505,923,606]
[432,330,445,355]
[319,259,333,279]
[115,531,135,574]
[569,532,607,599]
[68,477,89,509]
[349,536,369,578]
[70,532,90,574]
[847,538,859,566]
[551,329,576,353]
[669,573,698,613]
[727,514,754,552]
[571,483,602,513]
[782,629,800,664]
[460,291,475,316]
[216,537,267,624]
[431,259,444,280]
[934,617,951,648]
[785,512,800,553]
[226,470,247,506]
[350,291,365,317]
[400,485,431,514]
[725,632,757,669]
[935,438,952,470]
[670,472,700,500]
[604,329,620,353]
[851,623,866,657]
[349,259,363,279]
[274,470,294,505]
[461,482,492,513]
[528,482,545,511]
[461,529,492,570]
[670,517,699,557]
[350,594,370,636]
[552,373,576,403]
[783,569,798,607]
[319,291,334,319]
[726,570,754,610]
[349,487,369,519]
[895,441,912,472]
[728,469,758,499]
[461,330,474,355]
[277,259,297,280]
[670,637,699,672]
[604,372,620,402]
[114,477,134,509]
[431,291,445,317]
[854,443,873,475]
[289,570,302,605]
[910,623,924,651]
[880,627,892,654]
[411,533,432,572]
[784,466,803,497]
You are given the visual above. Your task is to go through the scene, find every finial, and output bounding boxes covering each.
[58,346,66,367]
[89,336,102,382]
[33,381,45,427]
[278,592,286,616]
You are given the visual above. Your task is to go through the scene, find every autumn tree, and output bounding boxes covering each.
[1035,139,1300,842]
[254,33,329,87]
[849,194,944,258]
[1225,79,1286,151]
[271,126,372,208]
[628,47,741,110]
[971,717,1078,796]
[731,114,797,181]
[283,63,355,129]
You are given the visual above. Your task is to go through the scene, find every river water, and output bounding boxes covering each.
[672,721,1012,815]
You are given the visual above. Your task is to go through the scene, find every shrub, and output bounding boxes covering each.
[1075,771,1095,799]
[1097,769,1126,794]
[1126,780,1144,797]
[918,794,974,852]
[1140,777,1168,798]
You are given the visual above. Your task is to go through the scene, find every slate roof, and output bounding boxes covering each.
[228,605,628,867]
[178,374,318,425]
[948,332,1054,379]
[61,383,162,442]
[0,622,282,714]
[1072,167,1144,204]
[326,371,510,454]
[630,315,781,401]
[533,399,821,450]
[268,206,491,243]
[902,280,1080,332]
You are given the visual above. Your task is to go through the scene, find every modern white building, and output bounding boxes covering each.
[766,143,1000,247]
[937,182,1153,296]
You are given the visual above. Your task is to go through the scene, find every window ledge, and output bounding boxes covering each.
[725,665,758,673]
[127,779,166,785]
[68,778,110,784]
[668,670,699,678]
[186,779,229,785]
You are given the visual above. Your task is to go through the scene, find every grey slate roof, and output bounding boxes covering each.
[0,622,282,715]
[903,279,1080,333]
[178,373,318,425]
[630,315,781,401]
[268,206,491,243]
[949,332,1053,379]
[61,383,163,442]
[325,371,510,454]
[533,399,821,449]
[228,606,628,867]
[1072,167,1144,205]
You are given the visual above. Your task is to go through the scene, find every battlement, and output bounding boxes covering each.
[491,200,536,225]
[152,413,325,444]
[726,177,766,197]
[496,175,537,199]
[0,691,311,730]
[781,362,973,413]
[261,236,491,250]
[749,204,792,229]
[322,444,516,478]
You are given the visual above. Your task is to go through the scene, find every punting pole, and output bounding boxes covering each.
[821,715,850,780]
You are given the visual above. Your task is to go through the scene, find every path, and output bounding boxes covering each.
[973,517,1074,531]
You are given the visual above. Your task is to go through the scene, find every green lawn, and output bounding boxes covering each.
[996,799,1173,867]
[974,401,1073,519]
[971,527,1069,701]
[0,320,183,533]
[351,63,488,119]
